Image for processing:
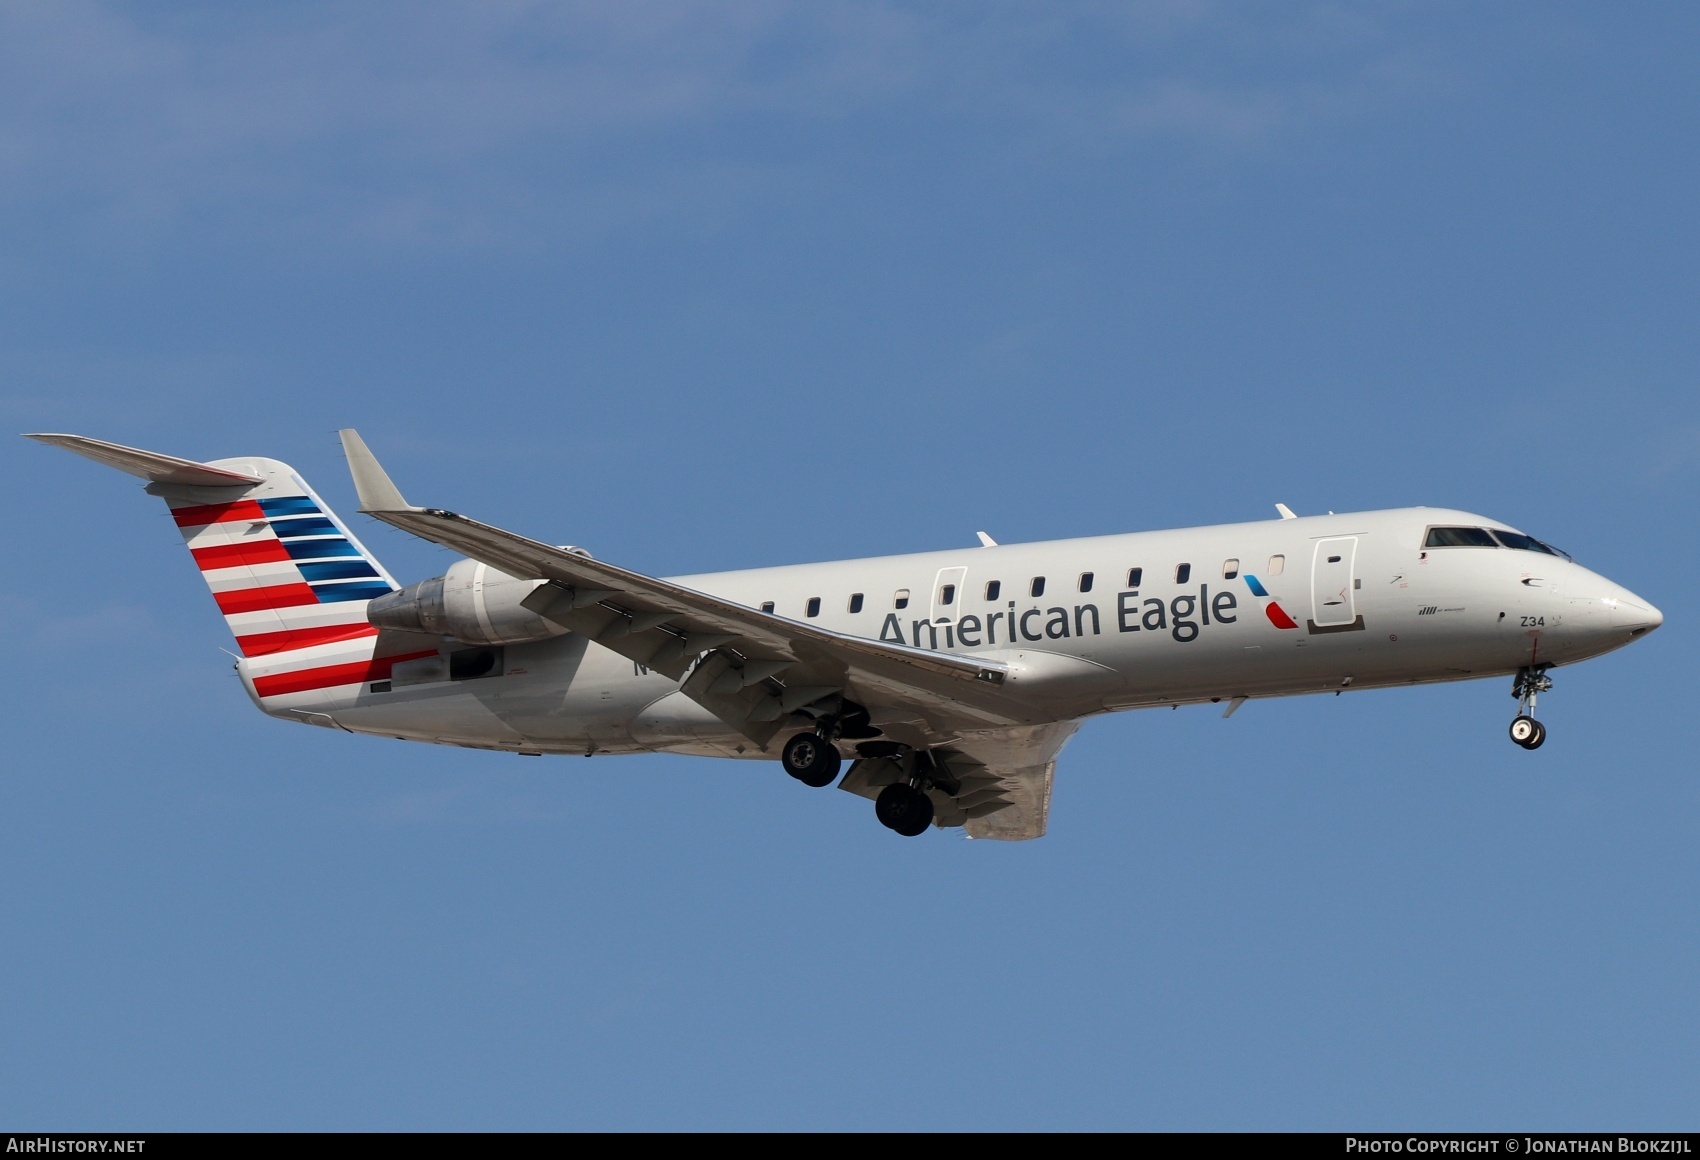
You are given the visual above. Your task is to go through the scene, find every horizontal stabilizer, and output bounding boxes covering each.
[24,433,264,487]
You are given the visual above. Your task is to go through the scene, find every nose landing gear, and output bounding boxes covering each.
[1509,666,1552,750]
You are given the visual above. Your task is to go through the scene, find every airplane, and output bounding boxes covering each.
[25,430,1664,840]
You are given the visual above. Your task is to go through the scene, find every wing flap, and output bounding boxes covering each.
[836,720,1078,841]
[962,760,1056,840]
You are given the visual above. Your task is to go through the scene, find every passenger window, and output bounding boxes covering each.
[1078,572,1094,593]
[1267,555,1284,576]
[1222,558,1239,580]
[848,593,864,613]
[1424,526,1499,548]
[940,584,956,606]
[894,589,910,610]
[1030,577,1046,598]
[760,601,775,613]
[984,580,1001,601]
[806,597,821,617]
[1126,567,1143,588]
[1175,563,1191,584]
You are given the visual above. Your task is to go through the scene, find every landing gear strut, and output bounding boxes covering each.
[781,732,842,787]
[1509,665,1552,750]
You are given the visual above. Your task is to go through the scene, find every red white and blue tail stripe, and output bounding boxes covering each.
[165,456,435,708]
[26,435,438,714]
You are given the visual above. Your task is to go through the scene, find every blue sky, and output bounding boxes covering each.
[3,1,1696,1130]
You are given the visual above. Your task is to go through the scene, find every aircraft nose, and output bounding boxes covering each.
[1610,594,1663,636]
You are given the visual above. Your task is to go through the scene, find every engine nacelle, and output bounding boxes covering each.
[367,557,571,646]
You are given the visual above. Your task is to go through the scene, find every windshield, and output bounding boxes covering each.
[1424,526,1498,548]
[1490,529,1571,560]
[1423,524,1573,560]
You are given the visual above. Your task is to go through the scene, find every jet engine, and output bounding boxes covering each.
[367,556,574,646]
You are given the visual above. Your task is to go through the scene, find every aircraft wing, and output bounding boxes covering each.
[839,720,1078,841]
[339,431,1041,748]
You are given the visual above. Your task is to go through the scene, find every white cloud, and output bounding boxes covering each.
[0,1,1451,251]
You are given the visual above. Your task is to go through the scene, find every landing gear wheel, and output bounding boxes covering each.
[874,783,934,837]
[781,732,841,787]
[1509,715,1545,749]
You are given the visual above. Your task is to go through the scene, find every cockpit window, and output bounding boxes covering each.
[1490,529,1569,559]
[1424,526,1499,549]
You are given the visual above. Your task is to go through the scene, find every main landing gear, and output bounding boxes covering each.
[875,783,934,837]
[1509,665,1553,750]
[781,731,842,788]
[780,728,936,837]
[780,700,880,789]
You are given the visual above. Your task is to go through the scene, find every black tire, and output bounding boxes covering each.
[874,783,908,829]
[781,732,841,787]
[893,790,934,836]
[1509,715,1539,747]
[1525,721,1546,750]
[874,783,933,836]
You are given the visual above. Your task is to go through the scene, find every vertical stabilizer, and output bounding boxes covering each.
[149,456,396,653]
[27,434,434,717]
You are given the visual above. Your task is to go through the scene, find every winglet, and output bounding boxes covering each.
[1275,503,1297,520]
[338,429,415,512]
[23,433,264,487]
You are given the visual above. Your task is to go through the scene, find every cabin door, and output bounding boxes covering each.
[1309,537,1359,629]
[930,566,968,647]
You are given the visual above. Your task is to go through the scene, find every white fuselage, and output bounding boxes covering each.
[263,506,1660,758]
